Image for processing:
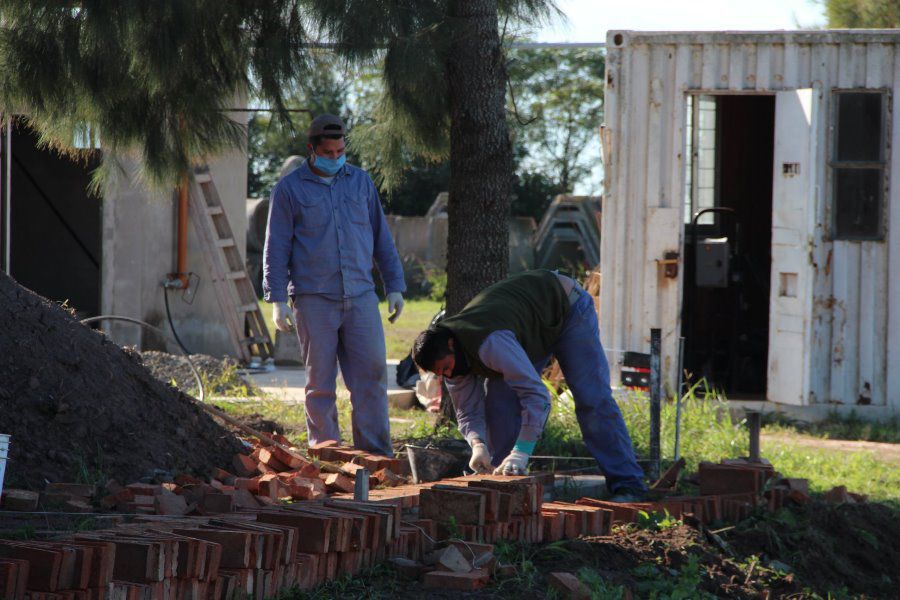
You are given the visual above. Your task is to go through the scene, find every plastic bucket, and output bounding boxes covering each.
[0,434,9,501]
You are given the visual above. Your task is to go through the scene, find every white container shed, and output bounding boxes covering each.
[600,30,900,414]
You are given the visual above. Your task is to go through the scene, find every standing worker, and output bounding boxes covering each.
[412,269,647,500]
[263,114,406,457]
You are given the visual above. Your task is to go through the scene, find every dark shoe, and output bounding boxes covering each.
[608,487,650,503]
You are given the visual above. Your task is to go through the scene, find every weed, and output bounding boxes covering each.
[632,554,715,599]
[634,510,681,532]
[444,516,460,540]
[1,525,36,540]
[577,567,628,600]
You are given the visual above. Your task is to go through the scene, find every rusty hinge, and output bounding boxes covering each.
[656,251,680,278]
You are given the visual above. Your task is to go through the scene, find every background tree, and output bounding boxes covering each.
[0,1,312,188]
[248,52,356,198]
[305,0,557,314]
[823,0,900,27]
[507,46,605,201]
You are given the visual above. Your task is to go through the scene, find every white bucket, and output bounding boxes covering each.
[0,434,10,502]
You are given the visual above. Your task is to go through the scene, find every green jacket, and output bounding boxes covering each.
[437,270,570,377]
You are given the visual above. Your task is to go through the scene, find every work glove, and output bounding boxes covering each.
[272,301,295,332]
[387,292,404,322]
[493,449,530,476]
[468,441,493,474]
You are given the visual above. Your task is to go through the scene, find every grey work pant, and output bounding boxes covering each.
[291,291,392,456]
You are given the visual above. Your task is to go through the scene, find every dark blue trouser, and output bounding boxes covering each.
[484,288,646,492]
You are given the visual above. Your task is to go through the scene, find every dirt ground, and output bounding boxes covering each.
[0,272,244,490]
[292,500,900,600]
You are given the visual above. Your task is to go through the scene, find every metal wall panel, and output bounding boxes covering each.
[602,31,900,408]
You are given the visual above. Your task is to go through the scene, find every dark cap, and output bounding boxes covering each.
[307,114,346,139]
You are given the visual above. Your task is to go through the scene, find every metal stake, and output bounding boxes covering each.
[649,328,662,481]
[674,336,685,461]
[747,412,761,462]
[354,468,370,501]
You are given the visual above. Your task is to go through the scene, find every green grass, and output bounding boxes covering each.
[378,298,442,359]
[257,298,442,359]
[763,411,900,444]
[536,381,900,504]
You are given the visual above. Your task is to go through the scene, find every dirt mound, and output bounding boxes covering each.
[0,272,244,491]
[140,351,258,396]
[728,501,900,598]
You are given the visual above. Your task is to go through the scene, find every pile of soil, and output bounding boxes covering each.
[727,501,900,598]
[0,272,244,491]
[141,350,258,396]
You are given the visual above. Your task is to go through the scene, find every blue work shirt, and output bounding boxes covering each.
[263,159,406,302]
[447,329,552,446]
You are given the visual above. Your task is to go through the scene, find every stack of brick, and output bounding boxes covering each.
[0,497,440,599]
[569,459,809,527]
[417,474,546,544]
[540,501,612,541]
[0,537,115,599]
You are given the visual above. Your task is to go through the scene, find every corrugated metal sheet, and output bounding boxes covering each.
[601,30,900,407]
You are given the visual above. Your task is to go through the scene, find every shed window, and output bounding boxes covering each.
[831,91,887,240]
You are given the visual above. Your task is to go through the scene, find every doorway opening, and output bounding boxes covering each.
[681,95,775,397]
[0,118,103,316]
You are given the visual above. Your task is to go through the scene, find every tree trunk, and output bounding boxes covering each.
[444,0,513,315]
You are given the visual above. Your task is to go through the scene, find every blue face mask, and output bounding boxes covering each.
[312,153,346,176]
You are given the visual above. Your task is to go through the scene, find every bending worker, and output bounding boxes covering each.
[412,269,646,500]
[264,114,406,457]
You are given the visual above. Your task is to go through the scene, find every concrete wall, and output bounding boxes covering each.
[385,214,536,272]
[102,111,249,357]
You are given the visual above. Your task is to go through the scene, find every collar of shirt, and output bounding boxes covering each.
[296,157,349,184]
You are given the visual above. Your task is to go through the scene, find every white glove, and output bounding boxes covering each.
[272,301,295,332]
[493,449,530,476]
[387,292,404,322]
[469,441,492,474]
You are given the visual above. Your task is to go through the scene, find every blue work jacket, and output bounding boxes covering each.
[263,160,406,302]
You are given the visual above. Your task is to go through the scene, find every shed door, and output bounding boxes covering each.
[767,88,821,405]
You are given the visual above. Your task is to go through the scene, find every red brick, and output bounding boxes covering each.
[0,558,29,599]
[64,499,95,513]
[548,571,590,599]
[227,488,260,509]
[0,489,39,511]
[0,542,63,591]
[211,468,237,485]
[125,483,163,496]
[324,473,355,493]
[270,445,313,471]
[422,568,490,591]
[420,488,486,526]
[257,447,291,472]
[199,492,234,514]
[232,453,259,478]
[45,482,96,499]
[234,477,261,494]
[173,529,253,570]
[174,473,204,486]
[698,463,762,496]
[372,468,405,488]
[340,462,368,478]
[823,485,853,504]
[307,440,339,459]
[258,474,290,500]
[154,493,189,516]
